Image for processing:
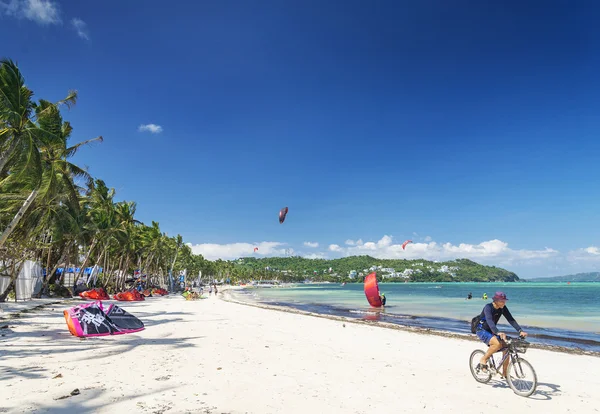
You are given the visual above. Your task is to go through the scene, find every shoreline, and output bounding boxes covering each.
[221,289,600,358]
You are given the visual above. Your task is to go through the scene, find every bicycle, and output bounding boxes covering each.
[469,335,538,397]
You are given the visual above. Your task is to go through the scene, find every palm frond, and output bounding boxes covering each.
[64,136,103,158]
[56,90,78,110]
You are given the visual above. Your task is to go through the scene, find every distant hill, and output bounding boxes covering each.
[233,255,520,283]
[526,272,600,282]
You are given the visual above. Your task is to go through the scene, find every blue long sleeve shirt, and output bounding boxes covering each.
[480,303,523,334]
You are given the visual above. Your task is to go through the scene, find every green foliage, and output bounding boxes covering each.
[526,272,600,282]
[227,255,519,283]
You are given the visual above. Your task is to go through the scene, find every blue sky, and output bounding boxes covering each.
[2,0,599,278]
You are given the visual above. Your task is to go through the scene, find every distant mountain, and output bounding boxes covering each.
[526,272,600,282]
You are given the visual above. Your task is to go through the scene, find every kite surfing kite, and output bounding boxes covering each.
[364,272,383,307]
[79,287,109,300]
[113,289,145,301]
[254,247,259,253]
[402,240,413,250]
[279,207,288,224]
[64,301,144,337]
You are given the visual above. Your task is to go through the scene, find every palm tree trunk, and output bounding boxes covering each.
[0,189,39,249]
[103,249,109,283]
[34,245,53,298]
[120,256,131,291]
[73,237,98,286]
[142,253,154,275]
[109,255,124,292]
[0,260,25,302]
[42,246,69,295]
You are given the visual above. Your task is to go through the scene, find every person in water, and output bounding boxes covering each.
[380,293,386,306]
[482,293,488,300]
[475,291,528,377]
[467,292,473,300]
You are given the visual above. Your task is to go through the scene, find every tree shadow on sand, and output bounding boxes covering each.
[0,335,204,374]
[4,384,193,414]
[0,365,47,381]
[490,379,562,400]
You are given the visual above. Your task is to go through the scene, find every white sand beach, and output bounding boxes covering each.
[1,293,599,414]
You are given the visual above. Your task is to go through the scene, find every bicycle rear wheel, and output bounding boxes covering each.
[469,349,492,383]
[507,357,537,397]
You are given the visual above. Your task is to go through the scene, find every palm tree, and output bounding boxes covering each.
[0,60,92,249]
[0,65,100,300]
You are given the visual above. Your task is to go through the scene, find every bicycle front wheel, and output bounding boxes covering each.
[507,357,537,397]
[469,349,492,383]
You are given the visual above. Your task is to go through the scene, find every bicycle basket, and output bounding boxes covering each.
[511,340,530,353]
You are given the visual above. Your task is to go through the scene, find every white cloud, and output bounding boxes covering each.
[303,241,319,248]
[183,236,600,278]
[424,236,432,242]
[328,244,342,252]
[71,17,89,40]
[344,239,363,246]
[186,241,286,261]
[1,0,61,24]
[327,235,559,266]
[304,253,327,259]
[566,246,600,263]
[138,123,163,134]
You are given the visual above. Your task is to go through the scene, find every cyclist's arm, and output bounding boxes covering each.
[503,306,523,333]
[483,304,499,334]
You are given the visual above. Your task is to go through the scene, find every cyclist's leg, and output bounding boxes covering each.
[480,335,502,367]
[500,349,510,378]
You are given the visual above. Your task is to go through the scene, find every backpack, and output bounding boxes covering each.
[470,314,482,334]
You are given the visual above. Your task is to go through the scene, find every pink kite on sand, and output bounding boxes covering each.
[64,300,144,337]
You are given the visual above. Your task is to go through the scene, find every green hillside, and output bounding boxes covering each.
[526,272,600,282]
[231,255,519,283]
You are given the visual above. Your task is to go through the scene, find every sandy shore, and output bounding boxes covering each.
[1,293,599,413]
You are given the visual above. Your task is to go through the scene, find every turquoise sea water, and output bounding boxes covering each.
[231,282,600,352]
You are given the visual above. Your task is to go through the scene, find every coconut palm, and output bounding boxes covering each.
[0,82,100,299]
[0,60,92,249]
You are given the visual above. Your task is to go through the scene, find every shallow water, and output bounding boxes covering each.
[230,282,600,352]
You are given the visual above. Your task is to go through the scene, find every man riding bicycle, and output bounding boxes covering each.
[476,291,528,377]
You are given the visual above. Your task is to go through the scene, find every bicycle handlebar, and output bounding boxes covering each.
[504,335,530,346]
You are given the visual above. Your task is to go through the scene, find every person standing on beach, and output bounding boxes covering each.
[475,292,528,377]
[214,284,218,295]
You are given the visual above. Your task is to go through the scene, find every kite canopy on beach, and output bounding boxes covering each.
[64,301,144,337]
[113,289,145,301]
[279,207,288,224]
[79,288,109,300]
[364,272,382,307]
